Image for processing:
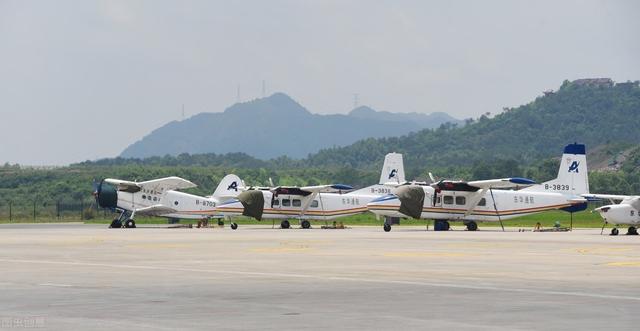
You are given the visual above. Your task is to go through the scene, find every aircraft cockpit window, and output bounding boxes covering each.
[292,199,302,207]
[443,196,454,205]
[282,199,291,206]
[478,198,486,206]
[455,196,466,205]
[311,200,319,208]
[272,199,280,206]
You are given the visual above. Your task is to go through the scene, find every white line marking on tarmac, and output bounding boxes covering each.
[2,258,639,302]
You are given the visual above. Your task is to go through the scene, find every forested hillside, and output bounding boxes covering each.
[1,80,639,211]
[306,80,640,170]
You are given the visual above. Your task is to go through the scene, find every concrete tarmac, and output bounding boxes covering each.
[0,223,638,330]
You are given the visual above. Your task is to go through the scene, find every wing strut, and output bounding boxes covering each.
[489,188,505,232]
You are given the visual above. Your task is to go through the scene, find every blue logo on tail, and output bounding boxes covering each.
[568,161,579,173]
[227,181,238,191]
[388,169,397,179]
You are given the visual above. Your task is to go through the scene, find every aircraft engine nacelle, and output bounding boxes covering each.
[95,181,118,209]
[596,204,639,226]
[236,190,266,220]
[395,185,426,219]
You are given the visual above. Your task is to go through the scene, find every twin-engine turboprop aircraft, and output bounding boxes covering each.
[93,174,243,229]
[216,153,406,229]
[582,194,640,235]
[368,143,590,231]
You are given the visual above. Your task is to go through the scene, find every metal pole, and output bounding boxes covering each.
[33,201,36,221]
[9,201,12,222]
[80,200,84,220]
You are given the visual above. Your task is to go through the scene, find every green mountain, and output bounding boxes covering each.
[306,80,640,171]
[120,93,460,159]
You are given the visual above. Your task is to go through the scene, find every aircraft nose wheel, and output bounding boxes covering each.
[230,222,238,230]
[109,219,122,228]
[611,228,619,236]
[383,223,392,232]
[281,220,291,229]
[301,220,311,229]
[124,219,136,228]
[627,227,638,235]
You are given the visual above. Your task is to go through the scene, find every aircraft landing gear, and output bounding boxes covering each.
[626,226,638,235]
[230,222,238,230]
[383,223,392,232]
[611,228,619,236]
[466,221,478,231]
[434,220,450,231]
[281,220,291,229]
[301,220,311,229]
[109,219,122,228]
[124,219,136,228]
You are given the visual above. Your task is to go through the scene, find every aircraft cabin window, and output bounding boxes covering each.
[142,195,146,199]
[153,197,158,201]
[631,210,635,216]
[174,201,179,206]
[478,198,486,206]
[282,199,291,207]
[311,200,319,208]
[443,196,453,205]
[292,199,302,207]
[272,200,280,206]
[456,196,466,205]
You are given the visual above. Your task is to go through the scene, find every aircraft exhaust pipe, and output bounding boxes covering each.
[395,186,425,219]
[236,190,265,221]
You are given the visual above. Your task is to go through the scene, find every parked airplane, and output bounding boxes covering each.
[93,174,243,229]
[582,194,640,235]
[368,143,590,232]
[216,153,406,229]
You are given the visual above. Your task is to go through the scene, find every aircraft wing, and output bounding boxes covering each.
[105,177,197,194]
[467,177,536,189]
[273,184,353,196]
[134,204,178,216]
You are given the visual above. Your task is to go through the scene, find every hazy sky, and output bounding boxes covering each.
[1,0,638,165]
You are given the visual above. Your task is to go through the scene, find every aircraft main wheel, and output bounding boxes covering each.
[124,219,136,228]
[230,223,238,230]
[627,227,638,235]
[109,219,122,228]
[218,220,224,226]
[383,223,392,232]
[611,228,619,236]
[301,220,311,229]
[466,221,478,231]
[281,220,290,229]
[444,221,450,231]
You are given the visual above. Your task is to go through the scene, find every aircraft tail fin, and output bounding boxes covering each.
[212,174,243,200]
[524,143,589,195]
[380,152,405,184]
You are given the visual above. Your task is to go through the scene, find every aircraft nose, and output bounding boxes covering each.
[217,199,245,215]
[367,194,401,212]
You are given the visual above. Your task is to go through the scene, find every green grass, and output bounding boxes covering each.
[4,208,603,229]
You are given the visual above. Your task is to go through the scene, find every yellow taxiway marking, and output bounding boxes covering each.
[575,247,633,255]
[605,261,640,267]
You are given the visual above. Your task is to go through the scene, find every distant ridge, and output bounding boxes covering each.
[120,93,460,159]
